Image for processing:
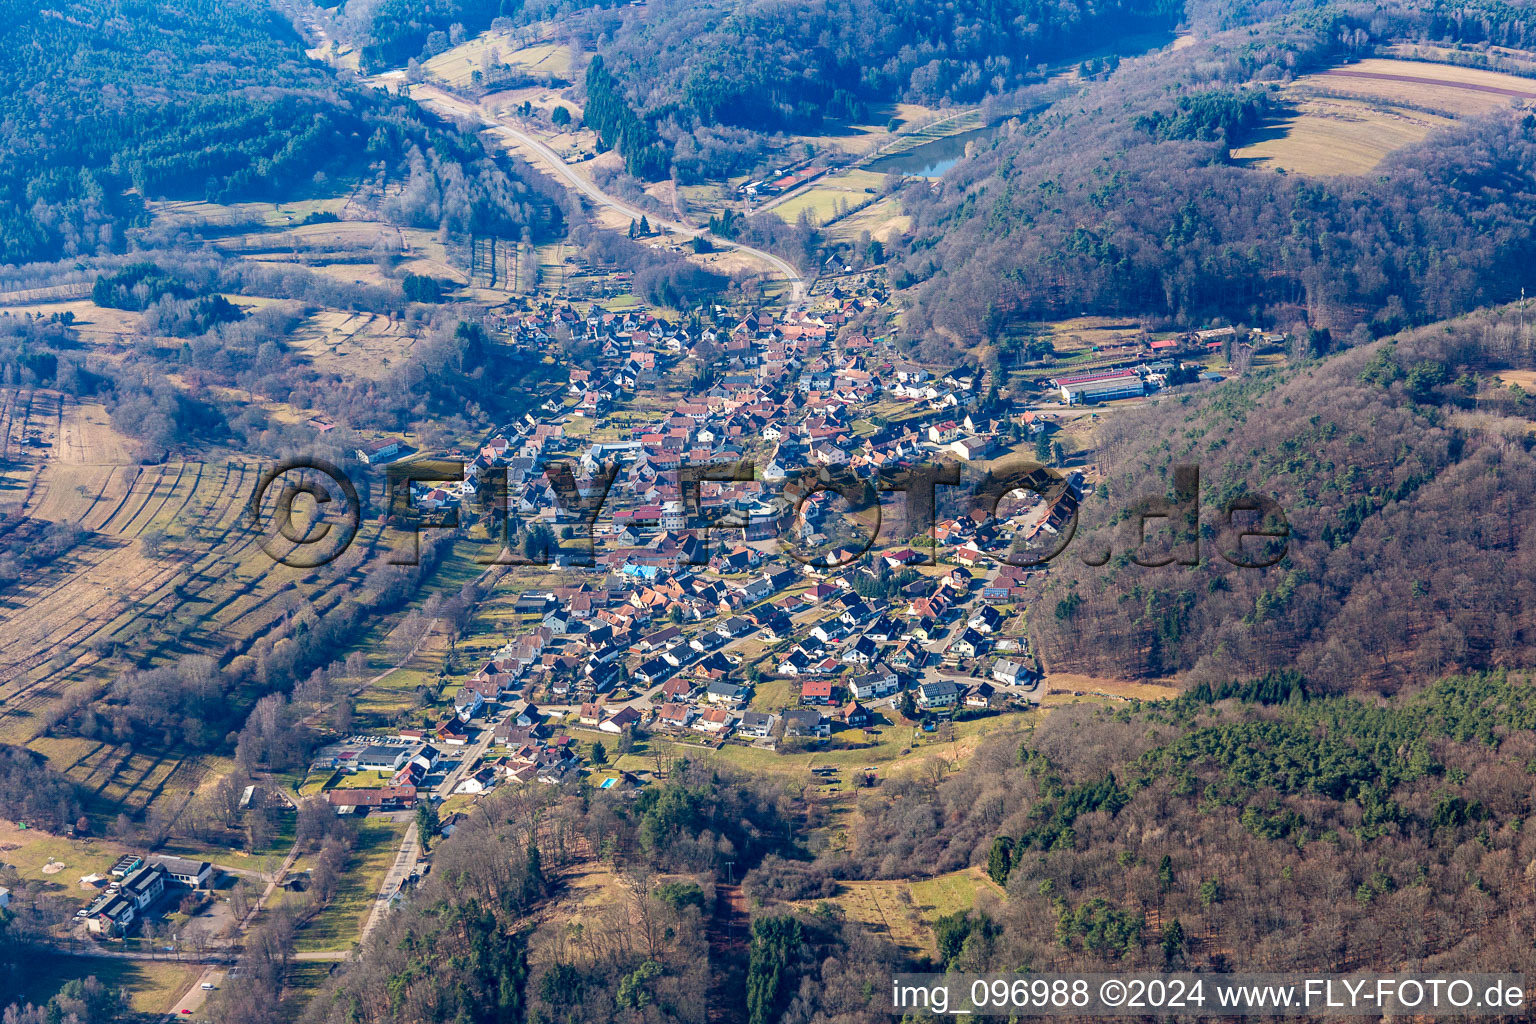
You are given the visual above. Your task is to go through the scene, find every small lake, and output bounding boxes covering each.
[866,124,998,178]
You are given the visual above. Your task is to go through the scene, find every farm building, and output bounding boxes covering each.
[355,437,404,464]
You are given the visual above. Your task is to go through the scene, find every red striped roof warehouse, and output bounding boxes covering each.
[1051,368,1140,387]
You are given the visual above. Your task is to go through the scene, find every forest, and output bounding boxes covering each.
[591,0,1181,125]
[355,0,523,72]
[1026,306,1536,690]
[266,763,834,1024]
[0,0,563,267]
[838,671,1536,985]
[895,0,1536,338]
[552,0,1181,180]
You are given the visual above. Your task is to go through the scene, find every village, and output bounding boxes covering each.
[31,276,1264,962]
[308,281,1260,856]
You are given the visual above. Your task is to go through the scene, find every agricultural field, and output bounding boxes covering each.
[908,866,1003,921]
[786,104,983,161]
[145,196,353,232]
[420,30,575,90]
[629,104,985,231]
[825,196,910,245]
[5,949,203,1015]
[289,817,409,953]
[0,382,401,823]
[222,221,464,291]
[0,301,139,351]
[768,169,887,228]
[1040,316,1147,355]
[612,712,1031,783]
[800,867,999,957]
[1388,41,1536,74]
[1037,673,1181,704]
[813,879,931,954]
[287,310,419,381]
[1231,57,1536,175]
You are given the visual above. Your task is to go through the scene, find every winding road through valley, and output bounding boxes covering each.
[407,84,808,306]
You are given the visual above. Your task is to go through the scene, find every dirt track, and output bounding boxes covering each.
[707,884,750,1024]
[1319,68,1536,99]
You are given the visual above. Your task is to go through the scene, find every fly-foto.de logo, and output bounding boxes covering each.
[246,456,1288,571]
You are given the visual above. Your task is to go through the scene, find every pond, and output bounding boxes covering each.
[866,124,998,178]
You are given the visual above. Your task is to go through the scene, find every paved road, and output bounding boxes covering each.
[355,712,500,947]
[165,967,224,1017]
[409,84,807,305]
[358,820,418,949]
[158,622,451,1012]
[305,18,802,305]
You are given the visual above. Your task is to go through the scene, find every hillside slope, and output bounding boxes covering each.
[894,3,1536,340]
[1030,305,1536,690]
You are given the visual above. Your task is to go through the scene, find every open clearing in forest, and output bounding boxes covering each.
[421,30,575,89]
[769,168,887,227]
[802,867,1002,957]
[1232,57,1536,175]
[288,310,418,380]
[7,949,202,1015]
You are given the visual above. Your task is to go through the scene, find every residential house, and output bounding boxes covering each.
[453,687,486,721]
[889,641,925,670]
[456,767,497,795]
[739,711,778,739]
[494,722,540,748]
[967,606,1003,635]
[657,703,694,730]
[693,707,733,734]
[634,659,673,686]
[991,659,1034,687]
[436,718,470,746]
[800,678,835,705]
[917,680,961,709]
[778,649,811,676]
[964,682,997,709]
[706,681,749,705]
[507,701,541,727]
[660,678,695,702]
[949,436,995,462]
[715,617,753,639]
[950,628,986,659]
[851,665,901,700]
[783,709,830,739]
[326,785,418,813]
[842,635,879,665]
[600,706,643,734]
[838,700,872,728]
[956,546,988,567]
